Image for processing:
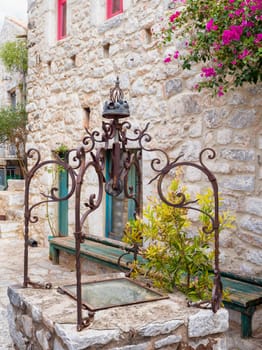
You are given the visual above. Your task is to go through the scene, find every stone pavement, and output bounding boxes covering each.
[0,237,261,350]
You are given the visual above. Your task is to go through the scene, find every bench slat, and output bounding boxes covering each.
[222,277,262,308]
[50,237,145,268]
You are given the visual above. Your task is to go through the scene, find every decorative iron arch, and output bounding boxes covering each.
[23,79,222,331]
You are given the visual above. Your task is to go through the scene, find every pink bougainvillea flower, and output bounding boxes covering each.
[218,87,224,97]
[234,9,244,16]
[173,50,179,59]
[218,63,223,68]
[238,49,250,59]
[164,56,171,63]
[169,11,180,23]
[206,18,218,32]
[213,42,221,51]
[230,25,243,37]
[222,30,234,45]
[201,67,217,77]
[255,33,262,43]
[231,59,237,65]
[242,20,254,28]
[222,25,243,45]
[206,19,213,31]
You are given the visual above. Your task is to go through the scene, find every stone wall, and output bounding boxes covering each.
[26,0,262,275]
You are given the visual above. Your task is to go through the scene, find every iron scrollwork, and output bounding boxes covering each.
[23,79,222,332]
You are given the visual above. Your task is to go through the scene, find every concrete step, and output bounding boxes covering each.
[0,191,24,221]
[0,221,23,239]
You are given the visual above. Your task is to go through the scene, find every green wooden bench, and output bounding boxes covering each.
[220,271,262,338]
[49,235,144,272]
[49,236,262,338]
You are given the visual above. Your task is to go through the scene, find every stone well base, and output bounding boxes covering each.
[7,273,229,350]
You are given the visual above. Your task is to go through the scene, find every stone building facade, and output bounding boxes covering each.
[0,17,27,188]
[26,0,262,276]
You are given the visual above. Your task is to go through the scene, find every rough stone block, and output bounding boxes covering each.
[240,215,262,235]
[138,320,183,337]
[31,305,42,323]
[209,162,231,174]
[222,176,255,192]
[227,110,257,129]
[258,136,262,150]
[113,343,150,350]
[238,232,262,248]
[26,102,37,113]
[189,119,202,138]
[36,329,52,350]
[8,287,25,309]
[204,109,223,129]
[55,324,121,349]
[168,94,201,118]
[188,309,228,338]
[244,197,262,217]
[7,304,27,350]
[220,149,255,162]
[180,140,202,161]
[246,249,262,266]
[227,92,246,105]
[21,315,33,338]
[185,167,202,182]
[164,79,182,98]
[154,334,182,349]
[131,78,146,96]
[217,129,233,145]
[7,193,24,207]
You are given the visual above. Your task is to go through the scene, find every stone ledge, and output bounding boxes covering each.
[7,279,228,350]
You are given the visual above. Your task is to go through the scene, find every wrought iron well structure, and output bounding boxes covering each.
[23,78,222,331]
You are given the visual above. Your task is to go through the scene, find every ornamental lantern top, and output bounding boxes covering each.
[102,77,130,119]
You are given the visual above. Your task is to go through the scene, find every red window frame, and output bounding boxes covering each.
[107,0,123,19]
[57,0,67,40]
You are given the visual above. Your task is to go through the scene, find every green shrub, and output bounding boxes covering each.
[123,178,234,301]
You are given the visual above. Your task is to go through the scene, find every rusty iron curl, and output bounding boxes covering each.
[23,148,76,288]
[23,123,222,331]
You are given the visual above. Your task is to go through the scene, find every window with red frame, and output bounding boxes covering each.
[58,0,67,40]
[107,0,123,19]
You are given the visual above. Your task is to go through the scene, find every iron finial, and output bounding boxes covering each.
[110,77,123,103]
[102,77,130,119]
